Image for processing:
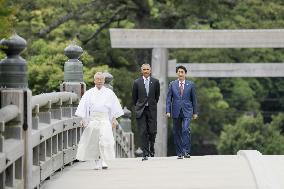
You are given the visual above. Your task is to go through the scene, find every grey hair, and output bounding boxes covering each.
[93,72,105,79]
[140,63,151,70]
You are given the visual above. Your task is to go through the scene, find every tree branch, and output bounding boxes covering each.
[81,6,127,45]
[38,0,98,37]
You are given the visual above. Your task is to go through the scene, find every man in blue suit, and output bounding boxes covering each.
[166,65,198,159]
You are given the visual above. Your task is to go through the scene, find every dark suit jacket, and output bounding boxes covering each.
[166,80,197,118]
[132,77,160,119]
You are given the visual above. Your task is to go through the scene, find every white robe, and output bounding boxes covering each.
[75,86,124,161]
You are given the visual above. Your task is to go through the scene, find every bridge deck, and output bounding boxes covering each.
[41,156,258,189]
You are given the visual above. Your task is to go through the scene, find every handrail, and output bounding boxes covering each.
[0,105,19,122]
[0,92,133,189]
[31,92,79,109]
[0,34,134,189]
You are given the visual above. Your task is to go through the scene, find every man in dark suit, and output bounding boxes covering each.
[132,64,160,161]
[166,65,198,159]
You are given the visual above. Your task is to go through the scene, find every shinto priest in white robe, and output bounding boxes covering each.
[75,86,124,161]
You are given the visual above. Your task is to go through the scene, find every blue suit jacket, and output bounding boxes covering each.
[166,80,198,118]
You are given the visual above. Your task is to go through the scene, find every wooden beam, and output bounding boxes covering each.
[110,29,284,48]
[168,60,284,77]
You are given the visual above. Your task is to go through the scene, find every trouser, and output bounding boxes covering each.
[76,112,115,161]
[137,106,157,157]
[173,110,192,156]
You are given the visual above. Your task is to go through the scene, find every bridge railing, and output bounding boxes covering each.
[0,34,135,189]
[30,92,81,188]
[0,92,134,189]
[30,92,134,188]
[0,104,24,189]
[115,107,134,158]
[115,125,134,158]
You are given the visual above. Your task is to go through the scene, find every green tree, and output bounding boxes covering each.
[0,0,14,38]
[110,67,138,108]
[217,113,284,155]
[219,78,260,113]
[270,113,284,134]
[28,63,63,94]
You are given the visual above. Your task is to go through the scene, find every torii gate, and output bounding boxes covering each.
[110,29,284,156]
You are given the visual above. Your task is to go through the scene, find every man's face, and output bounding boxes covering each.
[141,65,151,78]
[177,68,186,81]
[94,76,105,89]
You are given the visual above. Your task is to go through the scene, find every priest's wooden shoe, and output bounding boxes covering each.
[102,160,108,169]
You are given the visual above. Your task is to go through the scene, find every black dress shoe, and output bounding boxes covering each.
[150,152,155,157]
[177,155,183,159]
[184,154,191,158]
[142,156,148,161]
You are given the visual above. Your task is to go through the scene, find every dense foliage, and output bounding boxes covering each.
[0,0,14,38]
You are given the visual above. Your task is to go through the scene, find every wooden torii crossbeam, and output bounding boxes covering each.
[109,29,284,156]
[168,60,284,77]
[110,29,284,48]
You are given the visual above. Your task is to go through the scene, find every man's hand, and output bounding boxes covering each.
[166,113,171,118]
[112,118,118,129]
[192,114,198,120]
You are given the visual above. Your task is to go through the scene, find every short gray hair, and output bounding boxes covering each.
[141,63,151,70]
[93,72,105,79]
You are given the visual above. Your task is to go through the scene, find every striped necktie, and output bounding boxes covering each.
[145,78,149,96]
[180,82,184,96]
